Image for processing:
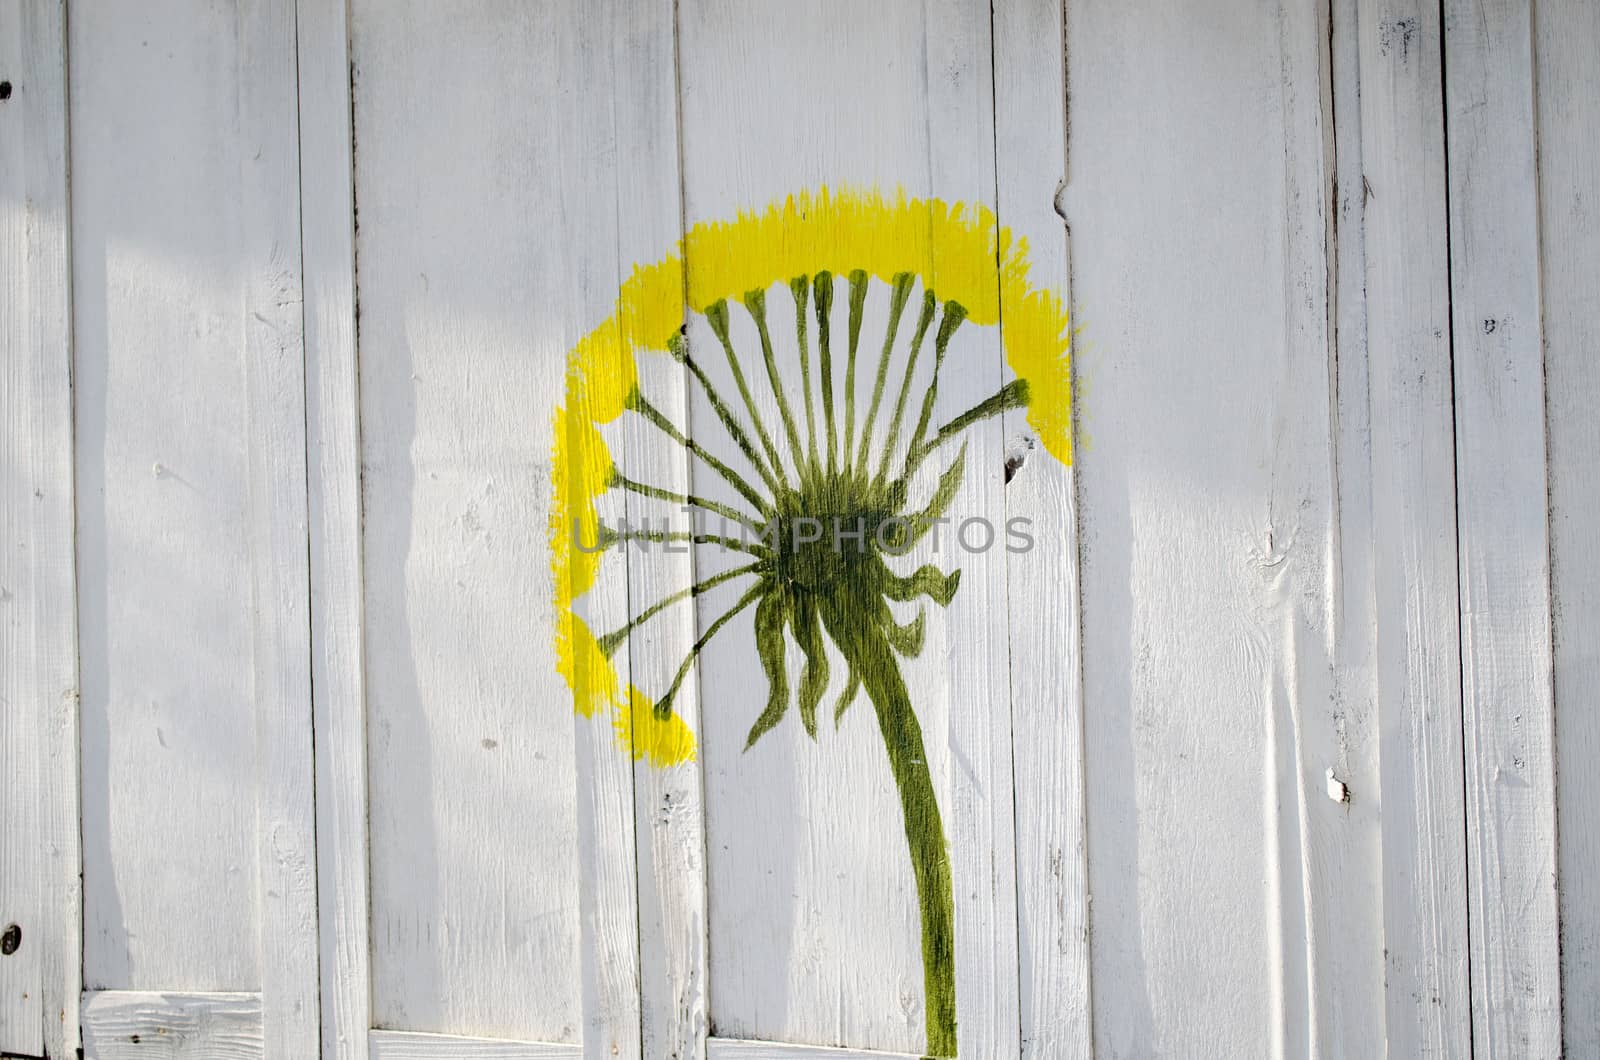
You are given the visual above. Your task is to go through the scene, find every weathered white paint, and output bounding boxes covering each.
[1537,0,1600,1053]
[297,1,372,1058]
[991,0,1092,1056]
[1065,0,1371,1052]
[237,0,323,1054]
[350,2,597,1043]
[71,0,270,991]
[0,2,77,1056]
[1356,1,1473,1054]
[1324,0,1391,1052]
[1442,1,1562,1055]
[81,991,264,1060]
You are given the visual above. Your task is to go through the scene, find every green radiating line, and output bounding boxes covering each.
[855,272,917,475]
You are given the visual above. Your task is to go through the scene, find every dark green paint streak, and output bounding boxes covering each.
[670,333,783,497]
[854,272,917,475]
[814,272,838,477]
[707,299,790,484]
[876,289,940,485]
[906,377,1030,480]
[842,269,869,466]
[611,470,762,537]
[628,387,772,516]
[822,588,957,1059]
[598,560,769,658]
[744,289,810,480]
[790,276,822,475]
[904,302,969,476]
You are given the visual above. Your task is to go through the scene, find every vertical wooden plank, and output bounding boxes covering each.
[990,0,1092,1056]
[0,1,78,1055]
[1441,1,1562,1054]
[1322,0,1393,1053]
[1356,0,1472,1054]
[237,0,322,1054]
[1266,0,1402,1055]
[1536,0,1600,1053]
[351,3,610,1042]
[922,4,1023,1055]
[71,0,266,992]
[615,4,704,1059]
[297,0,373,1058]
[1066,0,1345,1051]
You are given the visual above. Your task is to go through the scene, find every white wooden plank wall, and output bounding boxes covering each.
[3,1,1598,1058]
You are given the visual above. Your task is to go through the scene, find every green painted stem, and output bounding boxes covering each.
[821,594,957,1058]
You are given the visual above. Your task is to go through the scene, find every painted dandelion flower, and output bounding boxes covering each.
[549,187,1072,1057]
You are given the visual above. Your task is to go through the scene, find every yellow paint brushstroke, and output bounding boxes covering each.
[613,685,697,766]
[554,612,620,720]
[549,404,614,603]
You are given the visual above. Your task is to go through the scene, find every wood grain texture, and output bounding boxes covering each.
[298,0,373,1058]
[369,1029,582,1059]
[237,0,323,1054]
[1535,0,1600,1052]
[1263,1,1392,1054]
[991,0,1092,1056]
[70,0,265,991]
[1441,0,1562,1054]
[0,1,78,1055]
[1323,0,1392,1053]
[81,991,264,1060]
[1355,0,1472,1053]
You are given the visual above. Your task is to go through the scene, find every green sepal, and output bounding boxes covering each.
[834,666,862,726]
[745,591,792,749]
[882,605,927,658]
[792,596,829,739]
[885,564,962,608]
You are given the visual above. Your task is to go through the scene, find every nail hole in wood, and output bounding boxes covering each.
[0,82,12,101]
[0,923,20,955]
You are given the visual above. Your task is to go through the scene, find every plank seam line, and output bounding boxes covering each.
[1525,0,1568,1036]
[1434,1,1475,1054]
[284,2,329,1049]
[985,0,1028,1055]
